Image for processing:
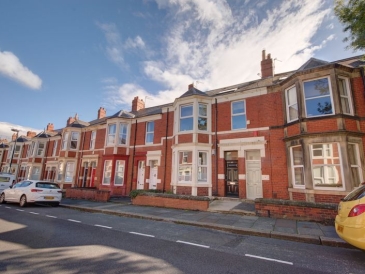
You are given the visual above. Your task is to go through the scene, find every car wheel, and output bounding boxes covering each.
[0,193,6,204]
[19,195,27,207]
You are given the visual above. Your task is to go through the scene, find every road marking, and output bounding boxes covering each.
[176,240,210,248]
[95,224,112,229]
[67,219,81,223]
[129,232,155,238]
[46,215,57,218]
[16,209,24,212]
[30,212,39,215]
[245,254,293,265]
[5,206,11,209]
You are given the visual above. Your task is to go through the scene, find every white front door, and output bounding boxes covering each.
[149,161,158,190]
[137,161,145,190]
[246,150,262,199]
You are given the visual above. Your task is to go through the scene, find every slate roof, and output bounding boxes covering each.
[179,86,209,98]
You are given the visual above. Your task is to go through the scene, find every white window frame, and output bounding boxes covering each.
[290,146,305,189]
[70,132,79,150]
[178,151,192,183]
[52,140,58,156]
[231,100,247,130]
[180,104,194,132]
[197,151,208,183]
[348,143,363,186]
[36,142,45,156]
[338,76,354,115]
[90,131,96,149]
[119,123,128,145]
[57,162,64,181]
[62,132,69,150]
[285,85,298,122]
[65,162,75,182]
[303,76,335,118]
[107,124,116,146]
[310,143,344,190]
[145,121,154,144]
[114,160,125,185]
[198,103,208,131]
[102,160,112,185]
[7,145,13,159]
[30,166,41,180]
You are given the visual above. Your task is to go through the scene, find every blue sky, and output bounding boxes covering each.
[0,0,362,140]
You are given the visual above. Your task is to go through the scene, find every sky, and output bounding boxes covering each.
[0,0,363,140]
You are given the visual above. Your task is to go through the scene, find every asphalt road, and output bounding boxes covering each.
[0,204,364,274]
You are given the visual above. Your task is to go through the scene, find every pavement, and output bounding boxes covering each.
[60,197,352,249]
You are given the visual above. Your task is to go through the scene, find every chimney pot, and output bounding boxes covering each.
[260,50,274,78]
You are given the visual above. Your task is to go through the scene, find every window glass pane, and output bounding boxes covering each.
[341,97,350,114]
[306,97,333,116]
[232,115,246,129]
[103,160,112,185]
[180,117,193,131]
[198,117,207,130]
[119,124,127,144]
[338,78,347,96]
[287,87,297,105]
[115,160,124,185]
[181,105,193,117]
[146,121,154,132]
[304,78,330,98]
[294,167,304,186]
[199,104,207,116]
[289,105,298,121]
[232,101,244,114]
[109,124,116,134]
[199,152,207,165]
[65,162,75,182]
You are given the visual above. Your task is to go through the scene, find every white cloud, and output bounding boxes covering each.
[0,50,42,90]
[124,36,146,49]
[0,122,41,141]
[103,0,334,110]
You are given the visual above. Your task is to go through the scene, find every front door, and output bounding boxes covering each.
[137,161,145,190]
[225,160,239,196]
[82,165,88,187]
[149,160,158,190]
[246,150,262,199]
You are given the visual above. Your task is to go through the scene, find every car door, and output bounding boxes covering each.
[6,182,22,201]
[13,181,31,201]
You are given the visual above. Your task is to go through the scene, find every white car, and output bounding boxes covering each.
[0,180,62,207]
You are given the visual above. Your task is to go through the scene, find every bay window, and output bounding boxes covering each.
[198,152,208,182]
[290,146,304,188]
[52,140,58,156]
[62,132,69,150]
[338,77,353,115]
[36,142,45,156]
[348,143,362,186]
[119,123,128,145]
[70,132,79,149]
[178,151,192,182]
[107,124,116,145]
[198,104,207,131]
[65,162,75,182]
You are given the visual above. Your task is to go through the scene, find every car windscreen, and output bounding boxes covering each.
[0,176,10,182]
[342,185,365,201]
[35,182,60,189]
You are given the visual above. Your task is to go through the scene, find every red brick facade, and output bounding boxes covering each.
[1,53,365,205]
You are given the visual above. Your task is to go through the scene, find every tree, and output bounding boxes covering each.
[334,0,365,53]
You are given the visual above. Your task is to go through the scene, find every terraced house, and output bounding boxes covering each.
[1,51,365,204]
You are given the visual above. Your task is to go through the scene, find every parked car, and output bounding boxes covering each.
[335,183,365,250]
[0,173,16,193]
[0,180,62,207]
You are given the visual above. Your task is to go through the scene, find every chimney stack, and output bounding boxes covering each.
[97,107,106,119]
[46,123,54,132]
[132,96,145,112]
[67,116,75,126]
[188,83,194,90]
[260,49,274,78]
[26,131,36,138]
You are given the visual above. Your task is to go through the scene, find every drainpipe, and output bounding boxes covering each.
[76,130,86,187]
[214,98,218,196]
[360,66,365,99]
[130,120,138,193]
[42,133,51,180]
[163,108,169,193]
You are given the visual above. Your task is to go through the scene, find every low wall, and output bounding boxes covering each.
[65,188,110,202]
[132,194,210,211]
[255,198,338,223]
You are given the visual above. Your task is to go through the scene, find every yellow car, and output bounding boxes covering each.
[335,184,365,250]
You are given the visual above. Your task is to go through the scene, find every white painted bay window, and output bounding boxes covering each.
[65,162,75,182]
[30,166,41,180]
[198,151,208,182]
[52,140,58,156]
[348,143,362,186]
[119,123,128,145]
[57,162,64,181]
[70,132,79,149]
[198,104,208,131]
[107,124,116,145]
[180,105,193,131]
[36,142,45,156]
[338,77,353,115]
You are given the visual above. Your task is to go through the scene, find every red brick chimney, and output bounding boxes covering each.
[188,83,194,90]
[67,116,75,126]
[132,96,145,112]
[46,123,54,132]
[27,131,36,138]
[97,107,106,119]
[261,49,274,78]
